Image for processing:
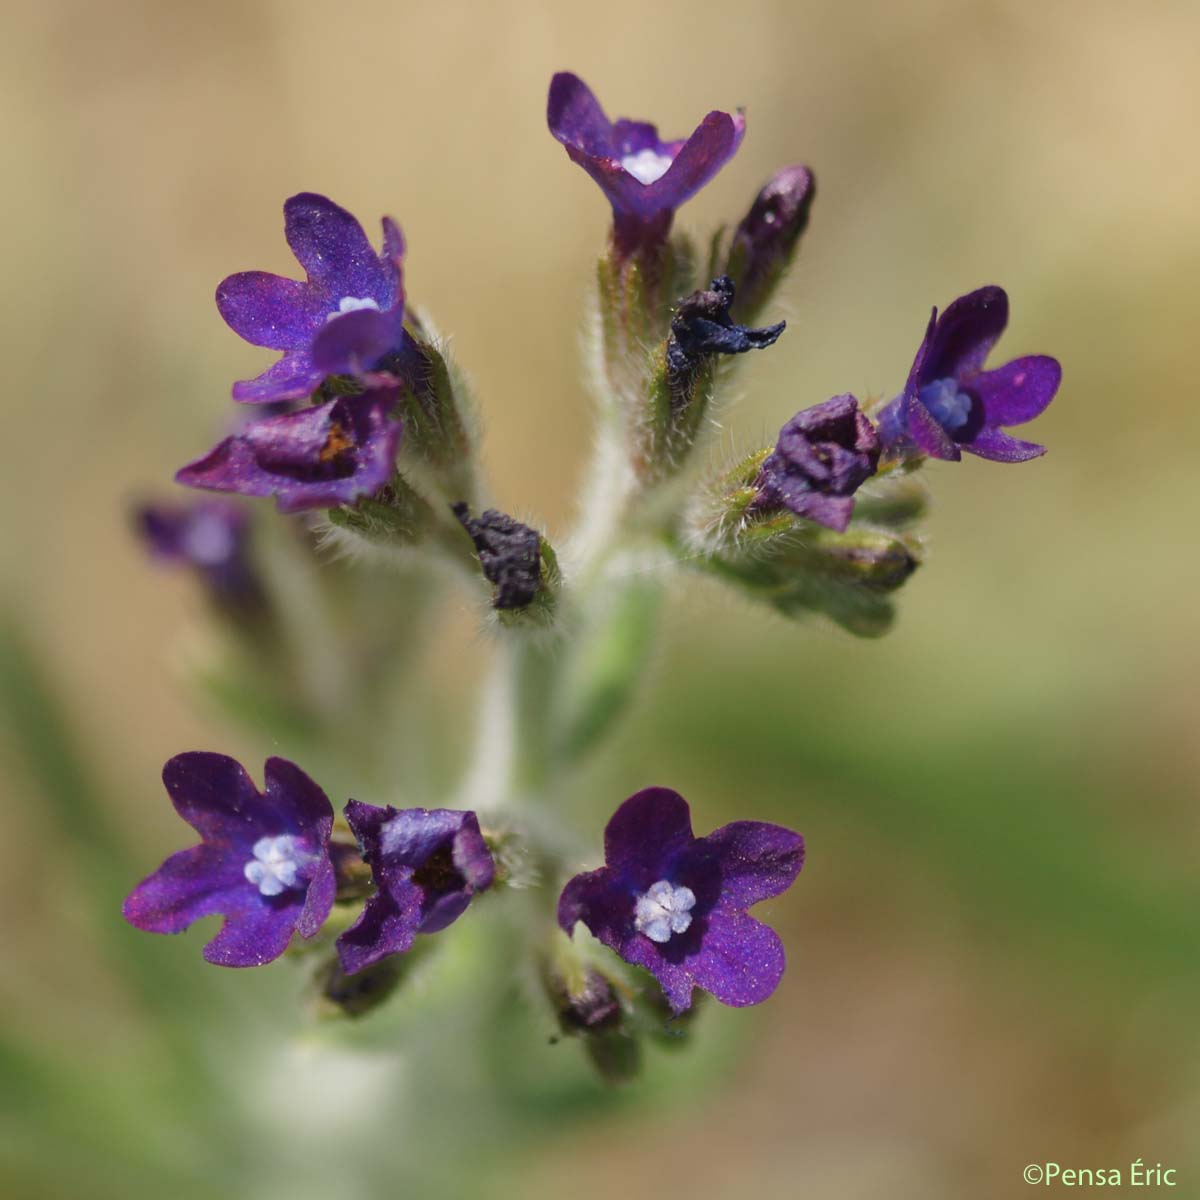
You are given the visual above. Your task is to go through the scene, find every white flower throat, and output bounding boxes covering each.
[244,835,309,896]
[634,880,696,943]
[326,296,381,322]
[621,148,674,186]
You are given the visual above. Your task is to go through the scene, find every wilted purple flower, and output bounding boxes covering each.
[451,504,542,610]
[336,803,495,975]
[134,498,263,607]
[175,390,403,513]
[876,286,1062,463]
[667,275,785,374]
[122,753,336,967]
[547,72,745,256]
[217,192,407,404]
[558,787,804,1015]
[753,394,881,532]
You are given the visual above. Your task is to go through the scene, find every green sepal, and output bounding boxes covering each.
[326,472,438,548]
[395,330,477,502]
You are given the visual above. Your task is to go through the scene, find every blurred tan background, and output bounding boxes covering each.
[3,1,1199,1198]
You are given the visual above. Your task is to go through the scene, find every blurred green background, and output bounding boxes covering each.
[3,1,1198,1197]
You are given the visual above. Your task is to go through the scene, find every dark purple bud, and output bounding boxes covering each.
[558,787,804,1015]
[547,72,745,260]
[727,165,815,321]
[175,390,404,514]
[877,286,1062,465]
[122,753,337,967]
[452,504,543,611]
[547,965,624,1033]
[667,276,785,376]
[753,394,881,532]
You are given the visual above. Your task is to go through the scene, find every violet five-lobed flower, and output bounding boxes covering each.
[217,192,408,404]
[753,394,881,532]
[558,787,804,1015]
[875,285,1063,463]
[667,275,785,375]
[336,803,495,976]
[134,498,263,606]
[547,72,745,257]
[122,753,336,967]
[175,390,404,513]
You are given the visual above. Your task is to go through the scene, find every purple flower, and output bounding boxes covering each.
[876,286,1062,463]
[175,390,403,513]
[753,394,881,532]
[122,753,336,967]
[336,803,495,975]
[217,193,407,404]
[134,498,263,607]
[558,788,804,1015]
[547,72,745,256]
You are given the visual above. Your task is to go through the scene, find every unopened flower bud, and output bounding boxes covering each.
[725,165,815,322]
[543,956,640,1084]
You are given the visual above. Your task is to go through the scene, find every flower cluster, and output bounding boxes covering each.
[124,69,1063,1071]
[179,193,411,513]
[125,754,802,1017]
[124,753,497,973]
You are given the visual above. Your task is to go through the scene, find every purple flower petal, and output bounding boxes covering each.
[547,72,614,155]
[648,110,745,214]
[297,853,337,939]
[417,891,473,935]
[311,307,405,377]
[973,355,1061,426]
[175,391,403,514]
[231,352,326,405]
[920,285,1009,383]
[122,842,248,934]
[902,388,961,461]
[683,821,805,913]
[684,911,786,1008]
[557,866,629,936]
[336,877,423,975]
[202,893,308,968]
[162,752,263,845]
[963,427,1046,462]
[616,929,697,1015]
[216,271,326,350]
[451,814,496,892]
[603,787,694,890]
[283,192,400,307]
